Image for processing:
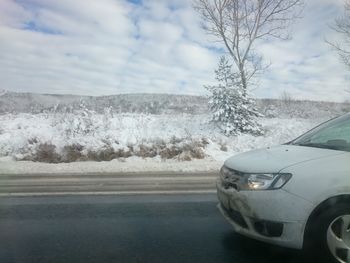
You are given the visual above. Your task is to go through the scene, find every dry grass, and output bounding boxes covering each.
[27,143,61,163]
[135,144,158,158]
[27,137,39,145]
[18,138,207,163]
[177,140,206,161]
[220,144,228,152]
[87,147,132,162]
[159,146,181,159]
[61,144,84,162]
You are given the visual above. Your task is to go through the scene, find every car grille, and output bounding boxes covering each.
[221,168,245,191]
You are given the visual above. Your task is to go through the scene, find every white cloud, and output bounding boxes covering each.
[0,0,349,101]
[175,43,217,71]
[255,0,350,101]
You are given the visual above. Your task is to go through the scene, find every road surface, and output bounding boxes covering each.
[0,194,303,263]
[0,172,217,196]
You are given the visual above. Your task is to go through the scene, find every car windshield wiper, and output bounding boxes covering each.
[296,143,343,151]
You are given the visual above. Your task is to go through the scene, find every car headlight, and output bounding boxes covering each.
[220,166,292,191]
[244,173,292,190]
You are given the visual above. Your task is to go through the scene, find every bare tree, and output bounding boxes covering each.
[327,0,350,67]
[193,0,303,94]
[327,0,350,93]
[280,90,293,105]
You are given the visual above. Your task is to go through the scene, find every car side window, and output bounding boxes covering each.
[310,122,350,144]
[293,115,350,151]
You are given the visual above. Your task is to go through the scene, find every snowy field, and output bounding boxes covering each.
[0,110,326,174]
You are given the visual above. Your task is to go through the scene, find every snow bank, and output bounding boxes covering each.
[0,111,325,173]
[0,156,222,174]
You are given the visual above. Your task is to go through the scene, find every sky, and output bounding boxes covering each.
[0,0,349,102]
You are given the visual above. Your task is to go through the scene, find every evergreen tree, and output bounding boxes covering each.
[206,56,263,136]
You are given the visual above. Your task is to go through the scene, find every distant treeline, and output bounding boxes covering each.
[0,91,349,118]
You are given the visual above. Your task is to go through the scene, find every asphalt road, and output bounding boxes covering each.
[0,194,304,263]
[0,172,217,196]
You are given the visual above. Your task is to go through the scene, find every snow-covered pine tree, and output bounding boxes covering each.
[206,56,263,136]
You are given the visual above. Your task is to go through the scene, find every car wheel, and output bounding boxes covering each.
[304,203,350,263]
[327,214,350,263]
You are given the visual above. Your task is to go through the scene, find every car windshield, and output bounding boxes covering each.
[291,114,350,152]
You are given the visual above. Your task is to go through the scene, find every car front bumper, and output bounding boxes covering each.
[217,180,314,249]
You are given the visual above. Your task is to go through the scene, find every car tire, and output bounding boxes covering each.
[303,203,350,263]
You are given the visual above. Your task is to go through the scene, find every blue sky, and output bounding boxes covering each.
[0,0,349,101]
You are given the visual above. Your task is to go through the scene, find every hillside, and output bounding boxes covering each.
[0,91,208,115]
[0,91,349,118]
[1,91,349,165]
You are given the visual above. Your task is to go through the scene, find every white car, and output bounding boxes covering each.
[217,113,350,263]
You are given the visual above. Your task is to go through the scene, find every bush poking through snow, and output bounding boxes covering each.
[135,144,158,158]
[159,146,181,159]
[26,143,61,163]
[177,140,206,161]
[191,147,206,159]
[220,144,228,152]
[86,148,133,162]
[14,138,208,163]
[61,144,84,162]
[87,147,117,162]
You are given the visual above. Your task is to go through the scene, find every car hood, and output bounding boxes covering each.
[224,145,345,173]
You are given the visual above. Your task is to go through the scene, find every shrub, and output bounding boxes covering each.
[177,151,192,161]
[159,146,181,159]
[220,144,228,152]
[135,144,158,158]
[32,143,61,163]
[15,137,208,163]
[61,144,84,162]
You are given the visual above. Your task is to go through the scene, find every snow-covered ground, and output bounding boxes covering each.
[0,111,325,174]
[0,156,222,174]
